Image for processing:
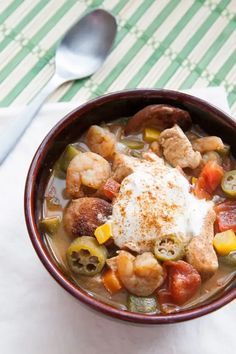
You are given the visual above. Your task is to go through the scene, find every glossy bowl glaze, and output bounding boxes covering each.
[25,89,236,324]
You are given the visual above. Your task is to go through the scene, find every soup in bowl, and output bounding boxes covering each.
[25,89,236,324]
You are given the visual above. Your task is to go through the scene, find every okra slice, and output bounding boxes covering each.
[121,139,144,150]
[60,144,80,172]
[40,216,61,235]
[154,234,184,262]
[219,251,236,267]
[67,236,108,276]
[217,144,230,157]
[221,170,236,198]
[127,295,157,314]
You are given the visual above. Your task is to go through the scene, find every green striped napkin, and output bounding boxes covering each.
[0,0,235,114]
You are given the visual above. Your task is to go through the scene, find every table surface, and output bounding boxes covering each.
[0,0,236,115]
[1,1,236,353]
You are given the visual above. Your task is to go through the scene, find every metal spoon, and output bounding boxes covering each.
[0,9,117,164]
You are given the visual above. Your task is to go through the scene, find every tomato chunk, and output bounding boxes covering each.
[215,200,236,232]
[101,178,120,200]
[215,201,236,232]
[194,176,211,200]
[194,161,224,199]
[215,200,236,213]
[163,261,201,305]
[157,288,172,305]
[202,161,224,191]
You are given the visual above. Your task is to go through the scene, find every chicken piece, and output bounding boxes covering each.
[186,208,218,279]
[159,124,201,169]
[86,125,116,159]
[142,151,164,164]
[111,152,163,183]
[106,256,119,272]
[111,153,143,183]
[64,197,112,237]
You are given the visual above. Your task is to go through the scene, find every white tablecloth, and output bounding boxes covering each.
[0,88,235,354]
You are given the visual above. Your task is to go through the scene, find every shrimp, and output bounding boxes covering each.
[86,125,116,159]
[66,152,111,198]
[117,251,165,296]
[192,136,224,153]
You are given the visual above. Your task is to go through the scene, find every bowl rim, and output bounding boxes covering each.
[24,88,236,324]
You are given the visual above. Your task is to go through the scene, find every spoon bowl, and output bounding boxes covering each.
[56,9,117,80]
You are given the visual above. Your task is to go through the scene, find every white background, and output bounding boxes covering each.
[0,89,235,354]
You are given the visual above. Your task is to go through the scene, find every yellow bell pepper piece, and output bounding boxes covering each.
[213,230,236,256]
[191,177,198,185]
[94,223,112,244]
[143,128,161,142]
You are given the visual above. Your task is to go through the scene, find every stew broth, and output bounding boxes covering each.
[41,114,236,314]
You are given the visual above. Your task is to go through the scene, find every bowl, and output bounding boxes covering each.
[24,89,236,324]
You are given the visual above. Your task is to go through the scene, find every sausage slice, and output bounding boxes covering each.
[64,197,112,237]
[125,104,191,135]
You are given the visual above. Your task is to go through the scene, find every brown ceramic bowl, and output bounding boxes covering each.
[25,89,236,324]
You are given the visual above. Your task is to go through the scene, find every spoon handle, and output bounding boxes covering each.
[0,73,64,165]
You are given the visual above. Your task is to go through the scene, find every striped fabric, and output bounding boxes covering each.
[0,0,236,114]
